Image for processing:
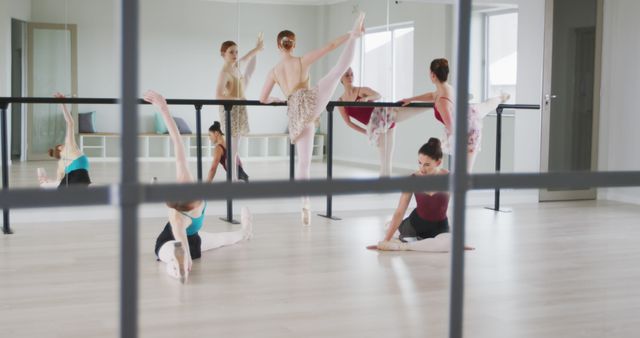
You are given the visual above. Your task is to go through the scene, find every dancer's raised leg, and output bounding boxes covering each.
[312,12,365,118]
[473,93,510,119]
[200,207,253,251]
[392,106,430,123]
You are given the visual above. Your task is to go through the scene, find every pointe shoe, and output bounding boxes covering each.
[241,207,253,240]
[173,242,187,284]
[301,207,311,226]
[500,91,511,103]
[237,165,249,183]
[37,167,48,183]
[377,239,410,251]
[351,11,366,38]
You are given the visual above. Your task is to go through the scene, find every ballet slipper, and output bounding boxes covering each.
[500,91,511,103]
[301,199,311,226]
[302,207,311,226]
[36,168,48,184]
[377,240,410,251]
[350,12,366,38]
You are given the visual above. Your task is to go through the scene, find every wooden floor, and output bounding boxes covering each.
[1,200,639,337]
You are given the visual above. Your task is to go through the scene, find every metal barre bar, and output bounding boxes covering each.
[2,171,640,210]
[0,96,540,111]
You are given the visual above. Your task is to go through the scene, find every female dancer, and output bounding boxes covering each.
[259,13,366,225]
[37,92,91,188]
[145,91,252,283]
[207,121,249,183]
[366,138,473,252]
[400,58,510,171]
[215,33,264,181]
[338,67,395,177]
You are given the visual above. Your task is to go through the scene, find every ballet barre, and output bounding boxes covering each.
[0,97,537,233]
[0,97,431,229]
[486,104,540,213]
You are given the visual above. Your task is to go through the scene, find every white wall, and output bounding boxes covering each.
[30,0,321,134]
[31,0,119,131]
[598,0,640,204]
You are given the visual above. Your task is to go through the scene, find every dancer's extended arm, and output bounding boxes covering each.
[207,146,223,183]
[144,90,194,183]
[54,92,81,156]
[239,33,264,84]
[383,192,412,241]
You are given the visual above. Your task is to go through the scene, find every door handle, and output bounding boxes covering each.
[544,94,557,105]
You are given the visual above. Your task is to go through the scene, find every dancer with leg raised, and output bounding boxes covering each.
[260,13,365,226]
[400,58,510,171]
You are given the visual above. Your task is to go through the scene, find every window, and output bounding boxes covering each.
[485,11,518,102]
[352,23,414,102]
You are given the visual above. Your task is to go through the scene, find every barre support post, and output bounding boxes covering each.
[319,105,340,220]
[485,106,511,213]
[195,104,203,182]
[220,103,240,224]
[1,102,11,234]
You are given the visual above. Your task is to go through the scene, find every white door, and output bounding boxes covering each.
[539,0,602,201]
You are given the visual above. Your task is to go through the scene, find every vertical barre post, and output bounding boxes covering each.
[195,104,203,182]
[119,0,139,337]
[220,104,239,224]
[495,107,502,210]
[1,102,12,235]
[485,106,511,213]
[289,144,295,180]
[318,105,340,220]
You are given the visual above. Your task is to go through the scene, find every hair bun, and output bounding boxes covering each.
[419,137,444,161]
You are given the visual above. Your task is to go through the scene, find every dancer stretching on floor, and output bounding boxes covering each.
[367,138,474,252]
[37,92,92,188]
[260,12,365,226]
[145,90,252,283]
